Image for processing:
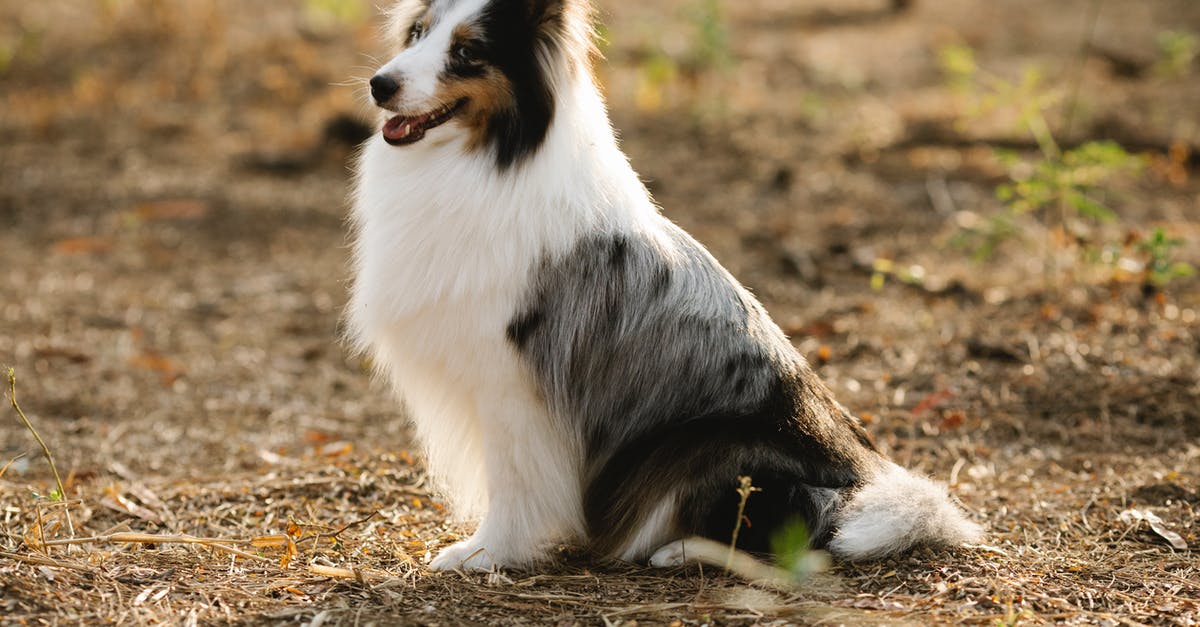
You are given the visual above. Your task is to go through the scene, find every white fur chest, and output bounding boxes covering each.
[351,137,557,357]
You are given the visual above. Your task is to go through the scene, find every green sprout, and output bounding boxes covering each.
[770,520,825,581]
[938,42,1148,277]
[1137,228,1195,288]
[1155,31,1198,78]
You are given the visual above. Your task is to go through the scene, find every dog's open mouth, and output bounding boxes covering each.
[381,99,467,146]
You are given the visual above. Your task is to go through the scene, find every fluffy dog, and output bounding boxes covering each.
[348,0,981,572]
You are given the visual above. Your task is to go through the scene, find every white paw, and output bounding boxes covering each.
[429,540,497,572]
[649,539,690,568]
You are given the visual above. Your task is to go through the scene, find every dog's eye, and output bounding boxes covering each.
[453,44,479,64]
[408,22,425,44]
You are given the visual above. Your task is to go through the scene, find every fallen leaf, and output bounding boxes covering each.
[304,430,335,445]
[128,353,184,385]
[279,537,298,569]
[912,389,953,417]
[102,483,162,523]
[53,237,112,255]
[318,441,353,457]
[131,199,210,221]
[939,410,966,431]
[1118,509,1188,550]
[786,319,835,338]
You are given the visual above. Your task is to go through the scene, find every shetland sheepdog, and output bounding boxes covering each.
[348,0,981,571]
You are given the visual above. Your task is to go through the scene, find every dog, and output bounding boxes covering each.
[348,0,981,572]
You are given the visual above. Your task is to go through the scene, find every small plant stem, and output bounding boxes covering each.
[1050,0,1102,291]
[725,475,760,572]
[1016,107,1064,292]
[1023,106,1060,161]
[1063,0,1103,140]
[8,368,68,501]
[329,510,380,539]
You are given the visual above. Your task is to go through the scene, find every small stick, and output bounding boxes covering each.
[329,511,380,539]
[726,476,761,572]
[9,369,77,548]
[0,452,27,479]
[40,532,271,563]
[7,368,67,500]
[0,550,98,575]
[309,563,357,579]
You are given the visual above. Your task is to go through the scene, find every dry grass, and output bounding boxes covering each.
[5,346,1199,624]
[2,435,1196,624]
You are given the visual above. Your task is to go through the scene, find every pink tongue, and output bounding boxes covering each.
[383,116,417,141]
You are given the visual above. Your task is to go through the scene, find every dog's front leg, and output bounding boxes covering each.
[428,378,582,572]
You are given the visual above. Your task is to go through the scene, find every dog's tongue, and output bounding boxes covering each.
[383,115,422,143]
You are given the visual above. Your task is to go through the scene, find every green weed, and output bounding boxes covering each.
[686,0,732,71]
[1137,228,1196,288]
[303,0,367,28]
[770,520,825,581]
[936,42,1191,288]
[0,23,44,76]
[1155,30,1198,78]
[632,0,733,112]
[870,258,928,291]
[993,141,1144,222]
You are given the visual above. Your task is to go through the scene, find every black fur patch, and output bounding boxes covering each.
[584,379,870,555]
[445,57,487,80]
[506,309,544,348]
[472,0,564,169]
[649,266,672,299]
[608,236,629,268]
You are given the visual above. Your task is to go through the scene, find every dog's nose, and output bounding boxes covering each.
[370,74,400,104]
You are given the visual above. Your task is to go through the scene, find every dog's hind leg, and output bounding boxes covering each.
[616,497,678,563]
[585,408,861,565]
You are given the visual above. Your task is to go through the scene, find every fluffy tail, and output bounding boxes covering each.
[827,462,982,560]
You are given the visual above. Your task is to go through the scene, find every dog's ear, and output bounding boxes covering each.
[527,0,568,36]
[527,0,596,60]
[385,0,430,46]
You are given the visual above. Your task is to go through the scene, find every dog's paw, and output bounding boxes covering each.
[429,540,497,572]
[648,539,689,568]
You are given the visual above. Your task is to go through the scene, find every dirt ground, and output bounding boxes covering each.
[1,0,1198,625]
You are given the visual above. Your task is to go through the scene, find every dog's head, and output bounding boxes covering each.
[368,0,595,169]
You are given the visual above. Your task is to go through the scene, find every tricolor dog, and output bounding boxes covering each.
[348,0,981,571]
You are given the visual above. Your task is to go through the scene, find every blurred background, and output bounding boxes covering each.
[1,0,1197,520]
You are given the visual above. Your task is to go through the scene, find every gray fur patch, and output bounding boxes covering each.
[509,219,795,463]
[506,216,880,555]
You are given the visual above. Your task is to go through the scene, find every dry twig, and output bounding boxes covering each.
[7,368,67,501]
[726,476,761,572]
[40,532,271,564]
